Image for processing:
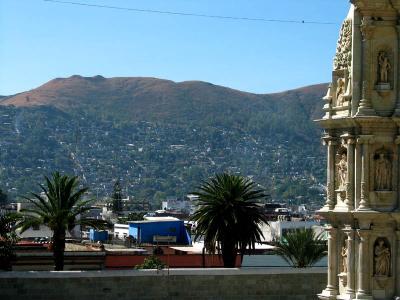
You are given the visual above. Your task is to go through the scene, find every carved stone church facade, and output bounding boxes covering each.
[318,1,400,299]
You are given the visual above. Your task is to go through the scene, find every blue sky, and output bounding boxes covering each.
[0,0,349,95]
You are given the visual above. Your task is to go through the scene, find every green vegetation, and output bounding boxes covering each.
[111,180,123,213]
[274,228,327,268]
[117,212,145,224]
[135,255,167,270]
[0,188,7,207]
[0,103,325,209]
[0,78,326,208]
[0,213,21,270]
[18,172,109,270]
[191,173,267,267]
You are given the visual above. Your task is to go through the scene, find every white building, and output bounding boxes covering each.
[113,223,129,240]
[16,201,81,239]
[260,220,321,242]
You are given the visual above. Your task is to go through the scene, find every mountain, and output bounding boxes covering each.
[0,76,327,208]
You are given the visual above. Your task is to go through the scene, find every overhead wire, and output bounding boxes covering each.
[42,0,339,25]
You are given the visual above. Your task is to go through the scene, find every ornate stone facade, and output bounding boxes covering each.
[318,1,400,299]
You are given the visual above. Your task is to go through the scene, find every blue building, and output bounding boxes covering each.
[89,229,108,242]
[128,219,191,245]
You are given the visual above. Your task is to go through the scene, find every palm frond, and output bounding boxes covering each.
[191,173,267,266]
[275,228,327,268]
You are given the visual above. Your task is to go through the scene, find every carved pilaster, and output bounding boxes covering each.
[320,226,339,299]
[322,136,338,210]
[356,230,373,299]
[344,228,356,297]
[357,82,375,116]
[355,140,362,209]
[357,17,376,116]
[395,136,400,209]
[395,230,400,295]
[358,135,374,210]
[394,25,400,116]
[343,135,355,210]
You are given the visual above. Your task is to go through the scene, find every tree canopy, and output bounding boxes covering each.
[191,173,267,267]
[275,228,327,268]
[19,172,109,270]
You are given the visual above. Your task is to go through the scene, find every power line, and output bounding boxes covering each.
[42,0,338,25]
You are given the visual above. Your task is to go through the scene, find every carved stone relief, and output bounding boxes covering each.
[334,19,352,71]
[336,78,346,106]
[336,151,348,190]
[341,243,348,275]
[374,238,391,276]
[374,151,392,191]
[378,51,391,84]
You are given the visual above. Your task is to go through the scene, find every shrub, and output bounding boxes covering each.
[136,255,167,270]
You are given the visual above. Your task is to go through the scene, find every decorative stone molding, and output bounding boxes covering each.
[360,17,375,41]
[334,19,352,71]
[351,0,396,11]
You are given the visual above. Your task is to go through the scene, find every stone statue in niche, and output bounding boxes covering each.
[336,78,346,106]
[374,239,390,276]
[341,244,348,274]
[336,153,347,190]
[378,52,391,83]
[375,152,391,190]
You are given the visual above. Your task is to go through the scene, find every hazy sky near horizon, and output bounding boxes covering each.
[1,0,349,95]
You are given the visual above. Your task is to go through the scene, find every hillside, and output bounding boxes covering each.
[0,76,327,208]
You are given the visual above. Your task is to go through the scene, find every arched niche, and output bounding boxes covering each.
[373,237,391,277]
[373,148,392,192]
[336,146,348,191]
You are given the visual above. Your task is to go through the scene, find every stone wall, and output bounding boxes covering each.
[0,267,326,300]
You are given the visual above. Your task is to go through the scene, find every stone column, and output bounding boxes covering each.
[394,25,400,116]
[355,140,362,209]
[358,136,374,210]
[356,17,376,116]
[395,136,400,205]
[322,136,337,210]
[351,6,362,116]
[356,229,372,299]
[320,226,339,299]
[344,136,355,210]
[396,230,400,294]
[344,228,356,297]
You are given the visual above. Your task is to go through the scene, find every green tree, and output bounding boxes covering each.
[0,213,21,270]
[275,228,327,268]
[19,172,108,270]
[191,173,267,267]
[111,180,123,213]
[0,188,8,207]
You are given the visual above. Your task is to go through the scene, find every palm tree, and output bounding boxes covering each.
[19,172,108,270]
[191,173,267,267]
[275,228,327,268]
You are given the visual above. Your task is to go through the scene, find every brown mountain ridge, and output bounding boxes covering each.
[1,75,327,126]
